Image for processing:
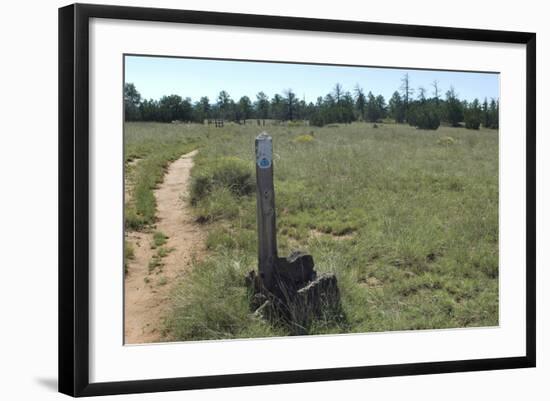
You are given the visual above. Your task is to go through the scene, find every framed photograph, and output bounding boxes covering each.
[58,3,536,397]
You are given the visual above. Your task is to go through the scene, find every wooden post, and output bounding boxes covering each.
[255,133,277,290]
[248,133,341,326]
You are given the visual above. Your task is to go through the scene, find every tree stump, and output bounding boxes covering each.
[246,252,342,334]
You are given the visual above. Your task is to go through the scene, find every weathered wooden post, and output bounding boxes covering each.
[255,132,277,290]
[248,132,343,333]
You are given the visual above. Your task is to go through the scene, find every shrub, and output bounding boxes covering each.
[191,157,254,203]
[464,109,481,130]
[152,231,168,248]
[293,134,315,144]
[194,187,240,222]
[125,241,135,260]
[418,112,440,130]
[125,207,147,230]
[211,157,254,195]
[414,107,441,130]
[189,174,212,204]
[437,136,456,146]
[309,113,325,127]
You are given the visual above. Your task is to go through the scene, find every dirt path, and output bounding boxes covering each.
[124,150,205,344]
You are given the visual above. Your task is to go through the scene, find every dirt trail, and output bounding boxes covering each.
[124,150,205,344]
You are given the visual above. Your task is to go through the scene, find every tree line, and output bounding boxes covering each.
[124,73,499,130]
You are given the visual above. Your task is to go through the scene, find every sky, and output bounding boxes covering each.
[125,55,499,104]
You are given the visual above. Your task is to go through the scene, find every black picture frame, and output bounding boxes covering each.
[59,3,536,397]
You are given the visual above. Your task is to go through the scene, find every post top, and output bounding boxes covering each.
[256,132,272,141]
[256,132,273,169]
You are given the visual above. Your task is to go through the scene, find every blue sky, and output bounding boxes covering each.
[125,55,499,104]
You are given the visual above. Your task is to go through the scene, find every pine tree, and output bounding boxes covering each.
[124,83,142,121]
[464,98,481,130]
[389,91,405,123]
[482,97,489,128]
[254,92,270,119]
[354,85,367,120]
[283,89,297,121]
[445,87,463,127]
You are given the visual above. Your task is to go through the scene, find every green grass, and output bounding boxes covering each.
[157,246,171,258]
[126,121,499,341]
[151,231,168,248]
[165,250,285,340]
[190,156,255,204]
[148,233,172,273]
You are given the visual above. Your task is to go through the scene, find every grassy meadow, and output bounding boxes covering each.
[124,120,499,341]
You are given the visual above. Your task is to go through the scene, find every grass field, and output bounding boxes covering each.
[124,121,499,341]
